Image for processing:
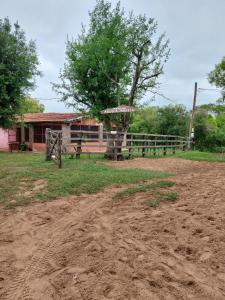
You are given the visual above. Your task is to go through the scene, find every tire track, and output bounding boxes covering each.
[4,193,110,300]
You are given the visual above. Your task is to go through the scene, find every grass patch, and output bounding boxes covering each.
[119,148,225,162]
[147,199,160,208]
[155,191,178,202]
[0,152,170,208]
[147,191,178,208]
[174,150,225,162]
[114,180,176,199]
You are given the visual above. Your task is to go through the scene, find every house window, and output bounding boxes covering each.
[33,124,62,143]
[71,125,99,141]
[71,125,99,131]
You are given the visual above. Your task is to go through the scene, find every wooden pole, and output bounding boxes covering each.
[163,146,167,156]
[45,128,51,161]
[76,133,82,159]
[188,82,198,149]
[153,137,156,156]
[142,134,146,157]
[58,132,62,168]
[128,134,133,159]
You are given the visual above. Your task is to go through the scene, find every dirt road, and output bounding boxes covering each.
[1,158,225,299]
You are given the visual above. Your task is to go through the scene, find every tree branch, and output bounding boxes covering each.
[138,71,162,88]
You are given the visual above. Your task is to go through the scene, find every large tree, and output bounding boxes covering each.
[54,0,170,130]
[208,57,225,101]
[0,18,40,128]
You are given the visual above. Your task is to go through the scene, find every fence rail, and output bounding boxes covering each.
[45,128,188,165]
[59,130,188,160]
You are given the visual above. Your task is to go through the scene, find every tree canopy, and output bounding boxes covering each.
[53,0,170,130]
[208,57,225,101]
[129,105,189,137]
[0,18,40,128]
[18,97,45,114]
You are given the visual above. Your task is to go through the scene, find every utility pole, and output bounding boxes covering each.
[188,82,198,149]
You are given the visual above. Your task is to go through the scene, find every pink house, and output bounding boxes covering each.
[0,127,17,151]
[0,113,102,152]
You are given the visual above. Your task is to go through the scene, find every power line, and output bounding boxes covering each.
[198,88,222,92]
[149,90,178,104]
[34,97,61,101]
[35,92,179,104]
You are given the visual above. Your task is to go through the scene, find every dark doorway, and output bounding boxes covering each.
[16,128,21,143]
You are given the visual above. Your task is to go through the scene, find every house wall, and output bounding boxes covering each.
[29,118,102,153]
[8,129,17,143]
[32,143,46,152]
[0,128,9,150]
[0,128,17,151]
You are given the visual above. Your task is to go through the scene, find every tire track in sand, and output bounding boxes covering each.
[4,193,110,300]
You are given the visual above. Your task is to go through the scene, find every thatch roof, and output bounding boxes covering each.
[101,105,138,114]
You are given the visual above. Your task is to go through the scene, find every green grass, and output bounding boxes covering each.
[113,180,176,199]
[114,148,225,162]
[63,149,225,163]
[147,199,160,208]
[174,150,225,162]
[1,150,221,209]
[0,152,170,208]
[147,191,178,208]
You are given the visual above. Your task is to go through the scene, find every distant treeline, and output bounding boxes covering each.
[129,104,225,152]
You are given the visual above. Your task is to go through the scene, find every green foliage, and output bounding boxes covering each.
[208,57,225,100]
[18,97,45,114]
[0,18,40,128]
[130,103,225,152]
[129,105,189,136]
[129,107,159,133]
[157,105,189,136]
[54,0,170,130]
[199,103,225,115]
[194,104,225,152]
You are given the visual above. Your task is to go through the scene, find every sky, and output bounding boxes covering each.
[1,0,225,112]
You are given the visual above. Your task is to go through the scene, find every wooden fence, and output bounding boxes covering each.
[45,128,62,168]
[60,130,188,160]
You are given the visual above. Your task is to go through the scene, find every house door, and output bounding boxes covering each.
[16,128,21,143]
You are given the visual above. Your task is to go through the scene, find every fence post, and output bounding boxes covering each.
[173,146,176,155]
[111,134,117,160]
[76,133,82,159]
[163,146,167,156]
[58,132,62,168]
[45,128,51,161]
[142,134,146,157]
[153,136,156,156]
[128,134,133,159]
[182,139,186,152]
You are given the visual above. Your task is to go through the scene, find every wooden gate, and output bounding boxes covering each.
[45,128,62,168]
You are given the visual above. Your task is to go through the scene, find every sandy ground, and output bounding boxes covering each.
[1,158,225,299]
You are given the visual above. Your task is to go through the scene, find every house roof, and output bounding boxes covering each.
[20,113,80,123]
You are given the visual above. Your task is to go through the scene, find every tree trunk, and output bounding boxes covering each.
[103,120,114,159]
